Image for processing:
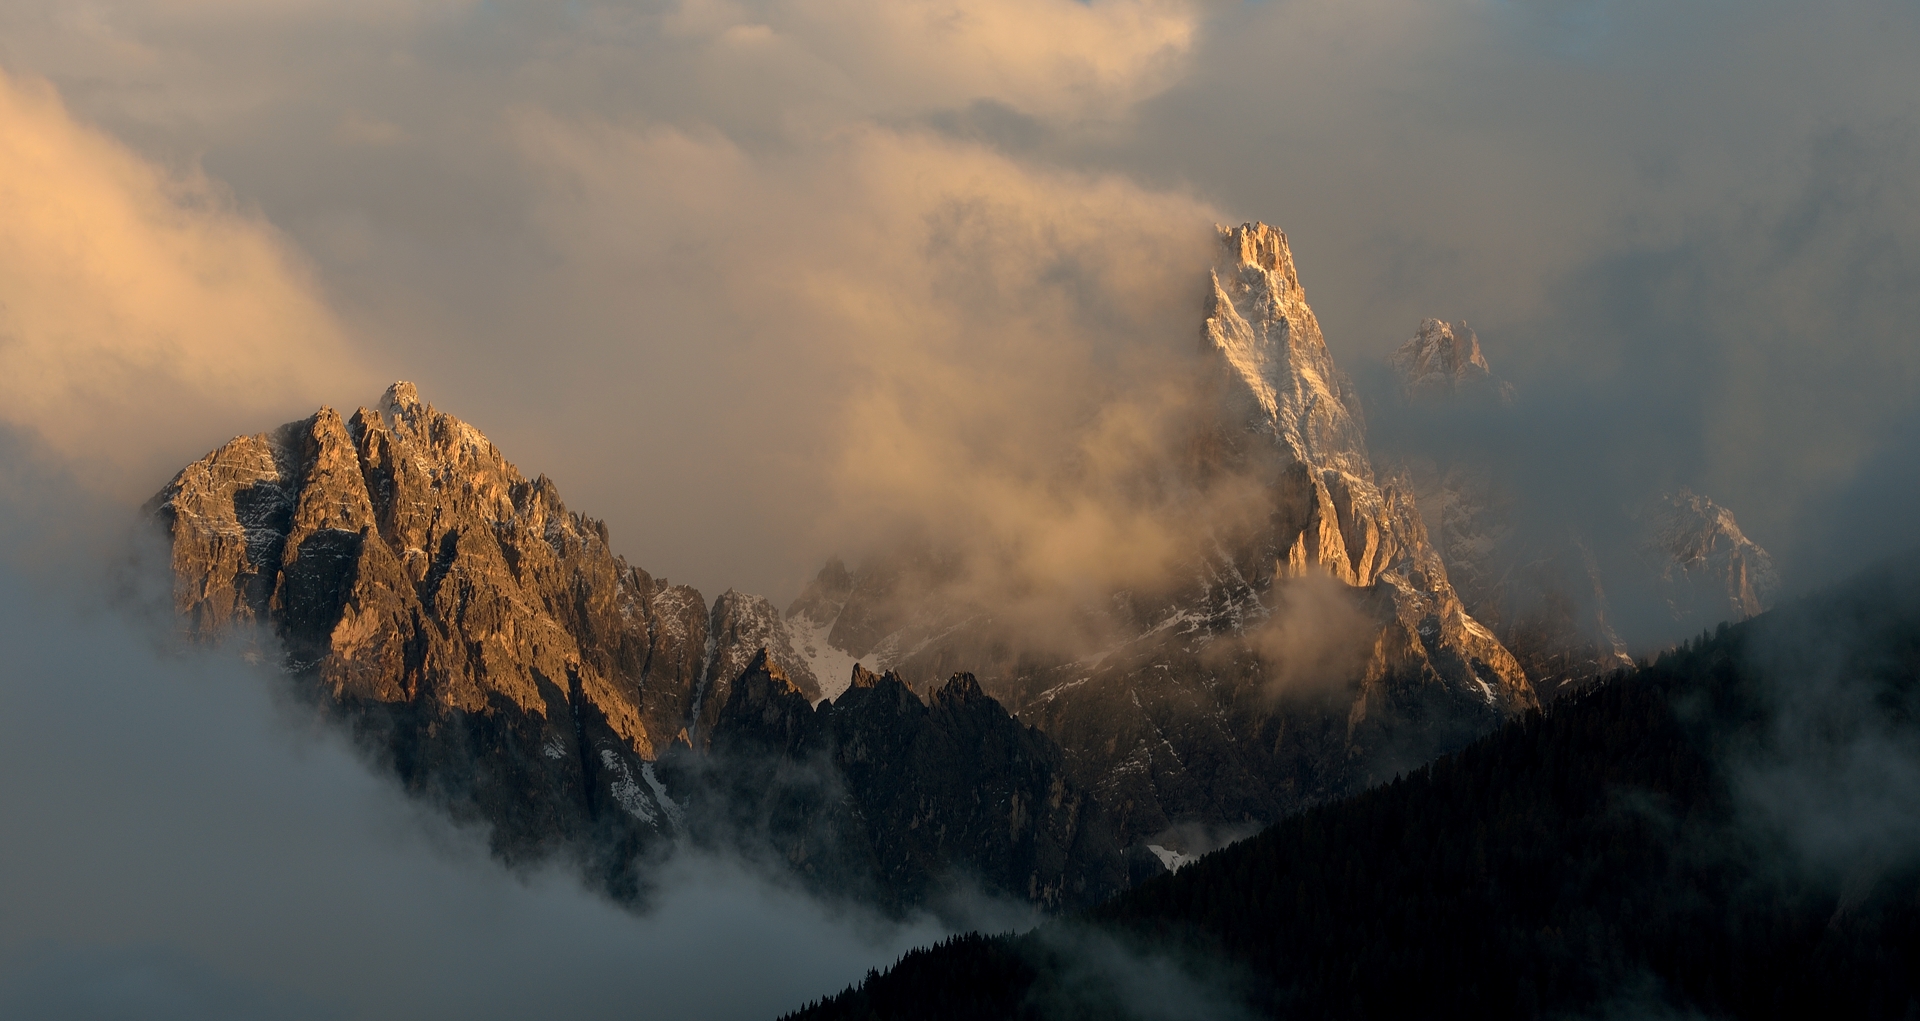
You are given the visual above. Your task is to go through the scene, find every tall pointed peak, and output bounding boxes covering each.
[1216,221,1301,295]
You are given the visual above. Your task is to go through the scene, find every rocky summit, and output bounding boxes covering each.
[782,225,1536,853]
[153,382,699,892]
[1642,488,1779,626]
[1390,318,1515,406]
[150,381,1122,909]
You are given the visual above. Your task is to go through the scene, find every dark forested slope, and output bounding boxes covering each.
[785,554,1920,1020]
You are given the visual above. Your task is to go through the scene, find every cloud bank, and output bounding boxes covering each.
[5,1,1916,603]
[0,68,374,494]
[0,446,943,1021]
[0,4,1918,1011]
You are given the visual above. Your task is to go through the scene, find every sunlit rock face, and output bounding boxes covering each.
[149,382,1124,910]
[791,224,1535,850]
[151,383,703,890]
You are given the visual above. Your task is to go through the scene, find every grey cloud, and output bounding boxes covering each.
[0,3,1917,1013]
[0,438,943,1021]
[1728,562,1920,880]
[6,1,1916,609]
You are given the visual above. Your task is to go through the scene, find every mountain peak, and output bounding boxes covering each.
[1204,221,1369,476]
[1645,489,1779,622]
[381,380,423,414]
[1391,319,1514,405]
[1217,221,1301,295]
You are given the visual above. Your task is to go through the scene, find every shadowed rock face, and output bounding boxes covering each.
[1642,489,1779,626]
[665,655,1132,914]
[148,382,1123,910]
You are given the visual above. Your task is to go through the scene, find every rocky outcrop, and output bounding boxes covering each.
[1390,318,1515,406]
[1642,489,1779,626]
[666,654,1132,914]
[694,589,821,744]
[149,382,1129,909]
[783,224,1536,851]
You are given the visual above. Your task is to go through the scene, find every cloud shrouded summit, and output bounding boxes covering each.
[1,1,1917,1016]
[3,0,1916,601]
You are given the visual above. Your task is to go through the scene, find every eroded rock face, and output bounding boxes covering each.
[785,224,1536,849]
[150,383,702,889]
[149,382,1124,910]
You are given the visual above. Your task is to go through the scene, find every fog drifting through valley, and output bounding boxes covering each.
[0,434,948,1021]
[1,2,1918,1017]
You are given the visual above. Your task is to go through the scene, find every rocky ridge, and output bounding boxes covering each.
[1643,489,1779,626]
[665,654,1135,913]
[150,381,1121,909]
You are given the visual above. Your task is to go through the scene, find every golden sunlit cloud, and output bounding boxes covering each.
[512,110,1238,636]
[0,68,374,490]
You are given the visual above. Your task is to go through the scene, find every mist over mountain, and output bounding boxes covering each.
[144,225,1585,917]
[786,552,1920,1020]
[1366,318,1780,697]
[0,426,946,1021]
[3,4,1918,1016]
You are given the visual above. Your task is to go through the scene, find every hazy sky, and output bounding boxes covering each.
[3,0,1917,602]
[1,4,1917,1016]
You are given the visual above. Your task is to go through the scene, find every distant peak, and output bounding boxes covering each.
[1390,319,1513,405]
[381,381,423,414]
